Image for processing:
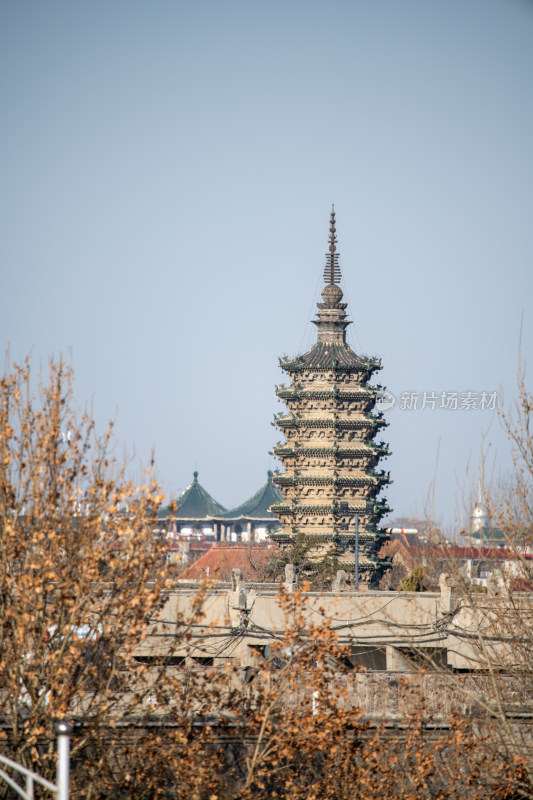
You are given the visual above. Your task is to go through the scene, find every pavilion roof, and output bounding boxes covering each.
[159,471,226,520]
[219,471,283,521]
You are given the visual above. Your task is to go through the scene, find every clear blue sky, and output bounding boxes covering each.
[2,0,532,531]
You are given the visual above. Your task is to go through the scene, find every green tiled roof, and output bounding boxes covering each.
[159,471,226,520]
[274,475,379,486]
[277,389,376,400]
[273,445,383,456]
[281,342,380,371]
[220,471,283,521]
[276,417,381,429]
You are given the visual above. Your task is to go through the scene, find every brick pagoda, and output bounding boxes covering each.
[270,209,391,587]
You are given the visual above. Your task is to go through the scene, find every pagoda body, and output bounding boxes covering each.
[270,210,391,587]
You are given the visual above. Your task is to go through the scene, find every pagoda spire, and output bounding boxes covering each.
[323,205,342,285]
[312,208,351,344]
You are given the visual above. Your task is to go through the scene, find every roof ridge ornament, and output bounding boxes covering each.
[323,205,341,285]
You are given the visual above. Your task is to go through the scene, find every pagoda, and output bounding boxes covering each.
[270,209,392,587]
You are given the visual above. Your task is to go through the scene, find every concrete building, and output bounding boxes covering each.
[138,568,528,677]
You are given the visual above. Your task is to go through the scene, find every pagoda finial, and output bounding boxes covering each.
[323,206,341,285]
[313,207,350,343]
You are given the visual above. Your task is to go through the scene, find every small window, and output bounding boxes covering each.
[192,657,214,667]
[346,645,387,671]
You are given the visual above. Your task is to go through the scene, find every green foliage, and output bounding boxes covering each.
[398,566,428,592]
[264,532,340,590]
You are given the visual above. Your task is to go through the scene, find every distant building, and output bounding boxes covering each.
[158,471,226,539]
[217,471,283,542]
[179,542,279,582]
[464,491,506,548]
[379,536,532,591]
[158,470,283,544]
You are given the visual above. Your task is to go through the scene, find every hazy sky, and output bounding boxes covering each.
[2,0,532,531]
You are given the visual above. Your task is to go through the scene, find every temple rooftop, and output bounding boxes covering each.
[220,471,283,521]
[159,471,226,520]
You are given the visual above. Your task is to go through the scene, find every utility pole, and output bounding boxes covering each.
[340,500,374,592]
[354,512,359,590]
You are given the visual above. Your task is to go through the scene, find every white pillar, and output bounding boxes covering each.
[386,646,411,672]
[55,721,72,800]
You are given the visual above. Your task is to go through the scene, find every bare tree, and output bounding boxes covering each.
[0,357,209,797]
